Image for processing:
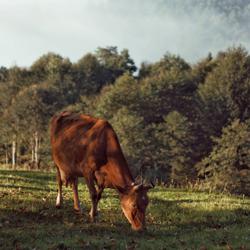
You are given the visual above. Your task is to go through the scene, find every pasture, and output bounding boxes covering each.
[0,169,249,249]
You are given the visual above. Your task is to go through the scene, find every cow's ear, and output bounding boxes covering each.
[132,183,143,192]
[134,175,143,185]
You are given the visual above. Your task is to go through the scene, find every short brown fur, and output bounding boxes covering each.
[50,111,152,231]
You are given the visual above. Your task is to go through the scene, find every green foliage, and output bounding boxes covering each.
[191,52,215,85]
[142,111,196,185]
[9,84,64,134]
[139,54,196,123]
[197,119,250,195]
[95,73,139,120]
[164,112,196,185]
[0,46,249,194]
[139,53,191,80]
[110,107,145,175]
[63,95,98,115]
[31,53,72,81]
[0,66,8,82]
[73,53,105,95]
[72,47,137,97]
[197,47,250,138]
[96,46,137,83]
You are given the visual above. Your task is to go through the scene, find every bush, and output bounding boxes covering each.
[197,119,250,195]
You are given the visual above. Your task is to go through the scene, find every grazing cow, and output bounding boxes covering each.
[50,111,153,231]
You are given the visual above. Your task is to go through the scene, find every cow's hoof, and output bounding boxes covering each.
[89,211,98,222]
[89,214,98,223]
[89,216,96,223]
[56,204,61,209]
[74,208,82,215]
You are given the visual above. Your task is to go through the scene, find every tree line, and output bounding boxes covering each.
[0,46,249,195]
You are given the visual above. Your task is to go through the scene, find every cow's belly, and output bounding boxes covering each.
[59,167,83,185]
[52,135,107,184]
[53,150,84,184]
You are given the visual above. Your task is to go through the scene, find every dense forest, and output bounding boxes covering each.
[0,46,249,195]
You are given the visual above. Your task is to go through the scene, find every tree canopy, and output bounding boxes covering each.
[0,45,249,195]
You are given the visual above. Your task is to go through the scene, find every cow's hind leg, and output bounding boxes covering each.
[56,168,63,208]
[72,178,81,213]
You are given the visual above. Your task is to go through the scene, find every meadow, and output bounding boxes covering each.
[0,169,249,250]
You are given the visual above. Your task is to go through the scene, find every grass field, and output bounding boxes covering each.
[0,169,249,250]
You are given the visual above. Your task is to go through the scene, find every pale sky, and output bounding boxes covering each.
[0,0,250,67]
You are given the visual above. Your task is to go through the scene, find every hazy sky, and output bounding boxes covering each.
[1,0,250,67]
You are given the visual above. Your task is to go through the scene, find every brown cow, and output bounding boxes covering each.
[50,111,153,231]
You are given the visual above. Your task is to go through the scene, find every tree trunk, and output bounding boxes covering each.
[5,149,8,165]
[31,147,34,163]
[34,131,39,169]
[30,138,34,170]
[31,136,34,160]
[12,140,16,169]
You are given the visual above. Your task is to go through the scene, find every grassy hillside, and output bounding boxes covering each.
[0,169,249,249]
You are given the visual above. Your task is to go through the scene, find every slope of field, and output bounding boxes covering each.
[0,170,249,249]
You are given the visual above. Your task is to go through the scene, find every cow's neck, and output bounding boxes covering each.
[108,158,134,192]
[105,126,134,193]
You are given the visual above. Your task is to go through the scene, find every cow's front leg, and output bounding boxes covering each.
[72,178,81,213]
[94,185,104,214]
[90,185,104,219]
[85,173,99,221]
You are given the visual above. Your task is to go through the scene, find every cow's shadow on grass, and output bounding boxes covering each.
[1,194,249,233]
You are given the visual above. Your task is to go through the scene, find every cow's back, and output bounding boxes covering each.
[50,111,108,184]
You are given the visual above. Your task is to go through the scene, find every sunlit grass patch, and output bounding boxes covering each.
[0,169,249,249]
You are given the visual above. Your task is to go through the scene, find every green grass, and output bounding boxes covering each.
[0,169,249,249]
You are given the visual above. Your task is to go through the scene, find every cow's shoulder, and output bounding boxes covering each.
[51,111,79,135]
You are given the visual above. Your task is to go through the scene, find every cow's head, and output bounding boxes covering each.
[120,182,154,231]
